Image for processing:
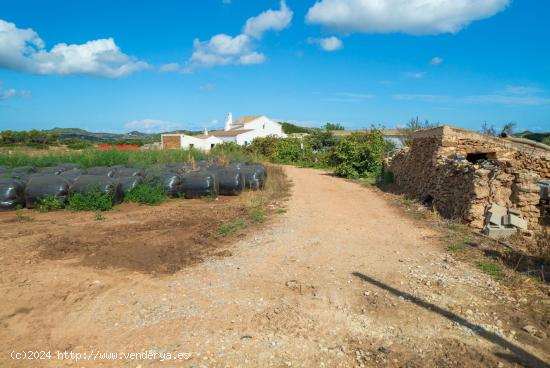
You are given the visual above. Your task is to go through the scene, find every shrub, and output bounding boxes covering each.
[36,195,64,212]
[124,184,167,205]
[478,261,502,278]
[330,130,386,178]
[218,219,246,236]
[250,208,265,223]
[68,188,114,211]
[247,136,280,158]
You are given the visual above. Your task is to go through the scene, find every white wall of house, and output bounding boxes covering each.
[180,134,223,151]
[240,116,286,137]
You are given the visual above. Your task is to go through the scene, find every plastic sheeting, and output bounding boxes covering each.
[0,178,25,210]
[180,172,218,198]
[239,164,266,190]
[163,174,185,197]
[118,176,144,194]
[113,167,144,178]
[59,168,86,181]
[24,175,71,208]
[70,175,123,203]
[37,166,65,175]
[210,168,245,196]
[86,166,117,177]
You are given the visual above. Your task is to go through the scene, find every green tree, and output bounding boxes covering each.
[324,122,345,131]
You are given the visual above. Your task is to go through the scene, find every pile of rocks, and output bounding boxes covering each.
[484,204,528,239]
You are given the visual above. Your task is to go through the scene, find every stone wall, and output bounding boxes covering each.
[388,126,548,231]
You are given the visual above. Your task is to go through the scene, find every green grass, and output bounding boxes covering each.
[15,205,32,221]
[218,219,246,236]
[124,184,167,205]
[68,188,114,211]
[250,207,265,224]
[0,148,205,168]
[275,208,287,214]
[447,243,466,252]
[94,211,106,221]
[478,261,502,278]
[36,195,64,212]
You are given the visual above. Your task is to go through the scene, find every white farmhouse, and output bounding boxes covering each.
[161,113,287,151]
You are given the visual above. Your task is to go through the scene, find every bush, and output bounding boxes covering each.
[330,131,386,178]
[124,184,167,205]
[247,136,279,158]
[36,195,64,212]
[218,219,246,236]
[68,188,114,211]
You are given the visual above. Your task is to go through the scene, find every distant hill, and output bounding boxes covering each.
[280,122,314,134]
[44,127,201,143]
[514,131,550,144]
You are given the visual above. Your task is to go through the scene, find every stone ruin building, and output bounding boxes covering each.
[388,126,550,238]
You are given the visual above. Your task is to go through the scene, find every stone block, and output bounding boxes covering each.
[502,214,528,230]
[487,212,503,226]
[488,203,507,217]
[484,225,516,239]
[507,208,522,217]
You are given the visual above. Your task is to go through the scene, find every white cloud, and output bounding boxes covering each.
[186,2,292,71]
[308,36,343,51]
[0,82,29,101]
[124,119,184,133]
[199,83,216,92]
[159,63,180,72]
[430,56,444,65]
[0,19,148,78]
[305,0,510,35]
[404,71,426,79]
[242,1,293,39]
[504,85,544,95]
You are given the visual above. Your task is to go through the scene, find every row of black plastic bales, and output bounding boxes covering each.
[0,162,267,210]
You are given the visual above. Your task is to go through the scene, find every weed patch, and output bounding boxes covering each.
[124,184,167,205]
[68,188,113,211]
[36,195,64,212]
[250,208,265,224]
[218,219,246,236]
[478,261,502,278]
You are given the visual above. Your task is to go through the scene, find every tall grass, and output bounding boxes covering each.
[0,149,206,168]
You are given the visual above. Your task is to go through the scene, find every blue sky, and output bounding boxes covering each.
[0,0,549,133]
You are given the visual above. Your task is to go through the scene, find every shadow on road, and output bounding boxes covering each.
[352,272,549,368]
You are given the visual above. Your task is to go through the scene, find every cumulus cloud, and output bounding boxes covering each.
[185,2,292,71]
[242,1,293,39]
[0,19,148,78]
[124,119,185,133]
[0,82,29,101]
[430,56,444,65]
[305,0,510,35]
[308,36,343,51]
[404,71,426,79]
[159,63,180,72]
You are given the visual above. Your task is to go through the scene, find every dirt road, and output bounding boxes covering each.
[1,166,549,367]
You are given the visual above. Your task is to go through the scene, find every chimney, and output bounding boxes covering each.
[204,128,208,136]
[224,112,233,131]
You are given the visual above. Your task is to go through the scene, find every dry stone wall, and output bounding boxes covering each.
[388,126,548,232]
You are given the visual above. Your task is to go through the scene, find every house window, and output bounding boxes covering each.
[189,144,194,149]
[262,123,265,129]
[211,143,215,148]
[244,141,249,146]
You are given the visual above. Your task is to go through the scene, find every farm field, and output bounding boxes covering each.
[1,166,548,367]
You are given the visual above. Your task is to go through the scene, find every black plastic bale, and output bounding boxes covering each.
[163,174,185,197]
[0,178,26,210]
[59,168,87,181]
[112,167,144,178]
[118,176,144,194]
[37,166,66,175]
[70,175,123,204]
[165,163,193,173]
[180,172,219,198]
[210,168,245,196]
[86,166,117,177]
[24,175,71,208]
